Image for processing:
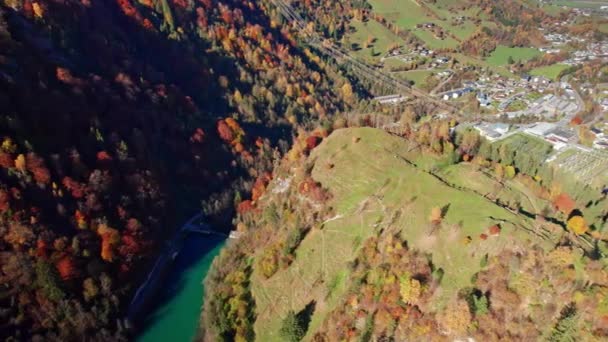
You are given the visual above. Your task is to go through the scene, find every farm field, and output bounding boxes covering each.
[251,127,555,341]
[486,45,542,66]
[423,0,491,39]
[446,21,477,40]
[411,29,459,49]
[542,4,569,15]
[368,0,428,27]
[392,69,434,86]
[451,53,514,77]
[346,19,406,61]
[382,57,409,69]
[551,0,606,9]
[366,0,481,48]
[529,63,570,80]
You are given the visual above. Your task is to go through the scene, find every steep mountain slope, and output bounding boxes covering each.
[0,0,354,339]
[203,127,608,341]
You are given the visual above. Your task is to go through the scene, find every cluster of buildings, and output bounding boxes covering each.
[441,87,474,101]
[473,122,510,141]
[539,47,562,54]
[440,67,586,122]
[520,75,553,91]
[415,46,434,57]
[542,25,608,66]
[563,46,608,66]
[552,38,608,66]
[542,32,584,46]
[414,22,448,40]
[441,74,559,109]
[431,56,450,68]
[524,122,576,150]
[507,93,579,119]
[473,121,577,150]
[541,32,604,66]
[382,45,436,64]
[473,120,607,152]
[436,70,452,78]
[466,8,608,157]
[382,46,452,70]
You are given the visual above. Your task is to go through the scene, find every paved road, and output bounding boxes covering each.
[430,71,454,95]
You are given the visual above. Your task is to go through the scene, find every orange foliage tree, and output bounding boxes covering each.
[217,119,234,142]
[553,193,576,216]
[251,173,272,202]
[97,224,120,262]
[26,153,51,185]
[62,177,87,199]
[0,152,14,168]
[56,256,78,280]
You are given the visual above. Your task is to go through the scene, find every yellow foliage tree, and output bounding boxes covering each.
[439,299,472,335]
[505,165,516,179]
[1,137,16,153]
[494,163,504,180]
[233,89,243,103]
[400,273,421,304]
[341,82,354,102]
[14,154,26,172]
[83,278,99,302]
[567,215,588,235]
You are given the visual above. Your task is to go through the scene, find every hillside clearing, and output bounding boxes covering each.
[347,19,406,61]
[486,45,542,66]
[251,127,555,341]
[393,70,434,86]
[529,63,569,80]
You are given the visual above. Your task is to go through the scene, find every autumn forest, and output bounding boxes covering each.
[2,0,608,341]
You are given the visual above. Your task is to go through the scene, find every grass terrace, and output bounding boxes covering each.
[486,45,542,66]
[529,63,570,80]
[393,70,434,86]
[347,19,407,61]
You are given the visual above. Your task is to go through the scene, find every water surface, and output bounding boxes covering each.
[137,235,225,342]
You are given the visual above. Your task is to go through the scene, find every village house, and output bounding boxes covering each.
[524,122,557,137]
[475,122,510,141]
[477,92,491,107]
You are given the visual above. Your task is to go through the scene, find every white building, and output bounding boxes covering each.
[373,94,408,104]
[524,122,556,137]
[475,123,510,141]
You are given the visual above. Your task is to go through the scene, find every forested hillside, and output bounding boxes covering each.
[0,0,356,339]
